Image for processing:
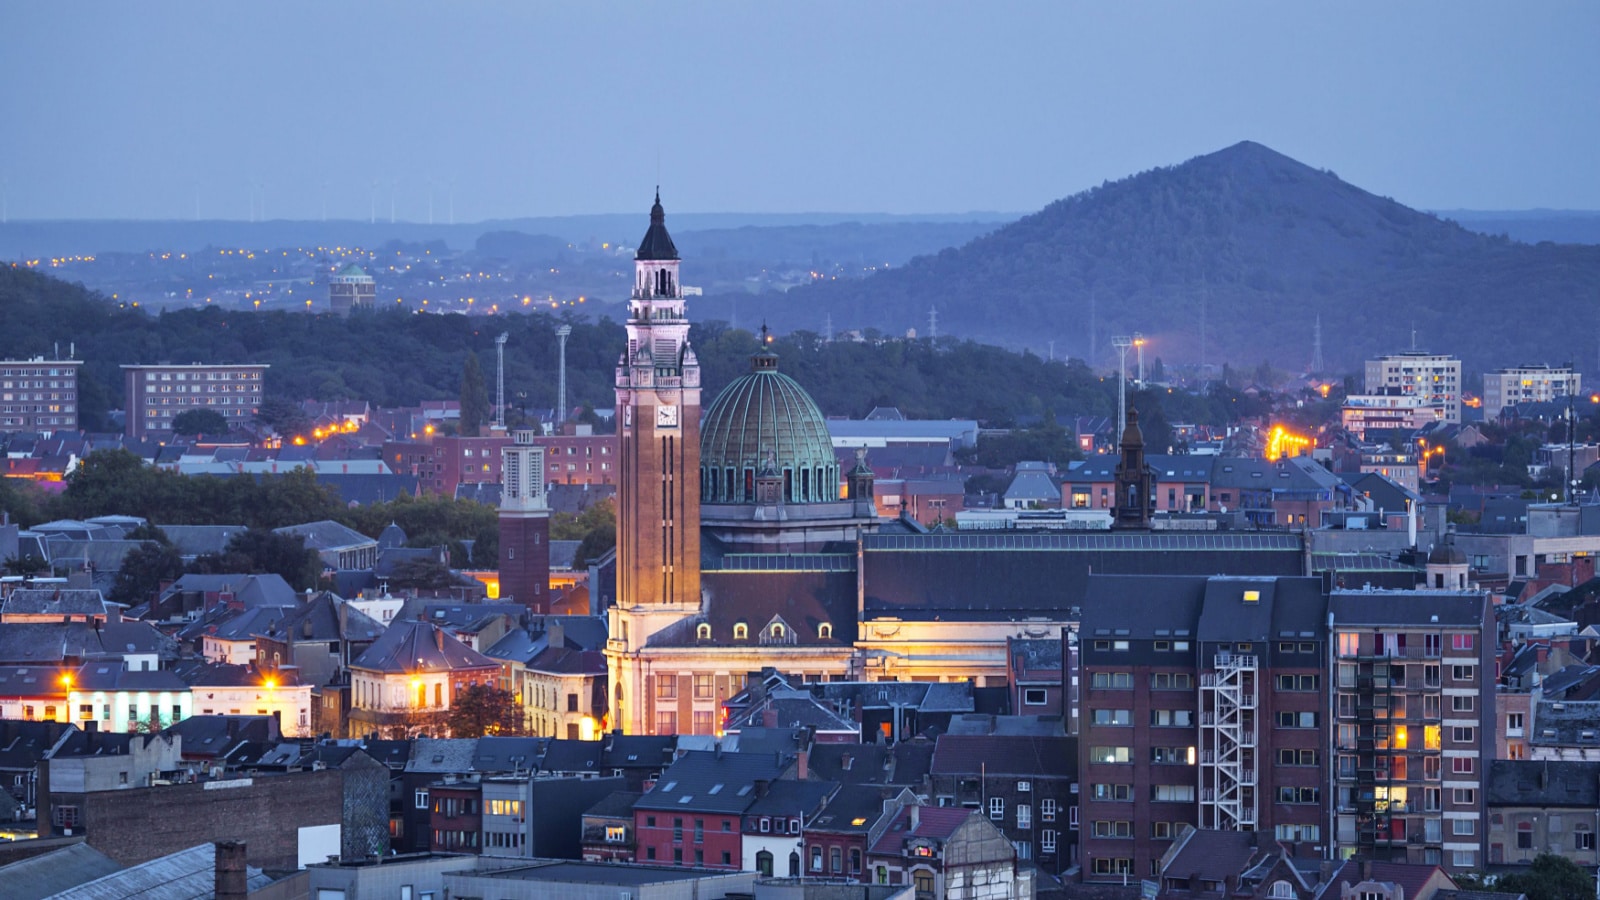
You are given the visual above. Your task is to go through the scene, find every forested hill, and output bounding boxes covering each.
[0,265,1143,431]
[700,141,1600,374]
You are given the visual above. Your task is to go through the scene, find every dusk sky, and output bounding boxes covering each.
[2,2,1596,222]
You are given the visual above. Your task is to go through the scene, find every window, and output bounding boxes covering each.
[1451,850,1477,869]
[1452,665,1475,682]
[655,677,677,700]
[1424,664,1441,688]
[1279,787,1319,804]
[1041,799,1057,822]
[1152,821,1172,839]
[1277,711,1317,728]
[1276,674,1318,691]
[1092,821,1133,838]
[1338,633,1360,657]
[1279,749,1317,766]
[1151,785,1195,803]
[605,825,626,842]
[1092,672,1133,689]
[1093,858,1133,875]
[1451,634,1474,652]
[1452,788,1476,805]
[1024,688,1047,706]
[1017,780,1031,793]
[1424,634,1442,657]
[692,674,714,700]
[1451,695,1475,713]
[819,623,832,639]
[1041,829,1057,853]
[1507,712,1525,735]
[1575,828,1596,851]
[1149,672,1193,690]
[1017,805,1032,828]
[415,790,429,809]
[810,846,823,871]
[655,711,677,734]
[1275,824,1321,842]
[1452,818,1476,836]
[1090,746,1132,764]
[1270,882,1296,900]
[1093,709,1132,726]
[1451,757,1475,775]
[989,797,1004,819]
[1151,746,1195,765]
[1452,726,1475,743]
[1093,783,1132,801]
[696,623,711,640]
[733,623,748,640]
[1151,709,1193,727]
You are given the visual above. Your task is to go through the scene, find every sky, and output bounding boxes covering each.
[1,2,1597,222]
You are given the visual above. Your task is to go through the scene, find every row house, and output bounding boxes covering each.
[1061,455,1356,527]
[864,805,1031,898]
[581,789,643,861]
[749,778,841,877]
[802,787,918,883]
[347,619,501,739]
[1485,759,1600,868]
[929,734,1078,873]
[633,749,791,869]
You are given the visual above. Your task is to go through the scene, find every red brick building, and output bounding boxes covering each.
[632,750,788,869]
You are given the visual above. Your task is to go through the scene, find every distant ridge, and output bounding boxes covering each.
[709,141,1600,374]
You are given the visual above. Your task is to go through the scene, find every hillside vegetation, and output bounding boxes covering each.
[698,141,1600,374]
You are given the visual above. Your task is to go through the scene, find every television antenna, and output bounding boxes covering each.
[495,333,509,431]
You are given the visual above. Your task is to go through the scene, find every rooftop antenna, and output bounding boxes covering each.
[1410,323,1417,351]
[927,305,938,340]
[494,333,509,431]
[1311,315,1325,373]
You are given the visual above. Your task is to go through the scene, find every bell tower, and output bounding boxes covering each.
[608,191,703,733]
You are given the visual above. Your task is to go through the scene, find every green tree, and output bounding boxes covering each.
[110,541,186,607]
[0,477,46,528]
[459,352,490,437]
[1491,854,1596,900]
[446,683,525,737]
[194,529,322,591]
[384,556,464,591]
[255,397,310,438]
[3,554,50,576]
[171,408,231,436]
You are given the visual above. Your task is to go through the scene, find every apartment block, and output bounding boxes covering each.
[1364,352,1463,426]
[0,357,81,434]
[1341,389,1438,441]
[1482,365,1582,423]
[1077,575,1328,881]
[122,363,267,441]
[1328,590,1492,873]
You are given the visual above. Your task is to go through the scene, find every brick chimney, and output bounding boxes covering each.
[214,840,248,900]
[434,625,445,653]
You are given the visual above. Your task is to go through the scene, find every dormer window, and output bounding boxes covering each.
[733,623,749,640]
[696,623,711,641]
[818,623,832,640]
[770,623,786,639]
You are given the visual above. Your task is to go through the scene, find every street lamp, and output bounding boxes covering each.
[1133,334,1146,387]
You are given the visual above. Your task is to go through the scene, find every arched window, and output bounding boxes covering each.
[733,623,749,640]
[788,851,800,877]
[756,850,774,877]
[1270,882,1296,900]
[819,623,833,640]
[770,623,786,639]
[696,623,711,641]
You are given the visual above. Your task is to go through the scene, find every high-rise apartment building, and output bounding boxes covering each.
[1481,365,1581,422]
[1364,352,1463,425]
[0,357,81,434]
[122,363,267,441]
[1328,590,1492,873]
[1078,575,1328,881]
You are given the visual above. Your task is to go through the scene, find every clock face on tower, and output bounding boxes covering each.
[656,404,679,428]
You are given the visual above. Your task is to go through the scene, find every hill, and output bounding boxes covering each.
[696,142,1600,375]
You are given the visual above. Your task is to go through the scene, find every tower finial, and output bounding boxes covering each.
[760,321,770,344]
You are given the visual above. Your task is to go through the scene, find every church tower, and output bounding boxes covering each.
[498,427,550,612]
[607,191,703,732]
[1113,407,1153,530]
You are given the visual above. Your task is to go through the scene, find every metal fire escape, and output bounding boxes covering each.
[1200,652,1259,831]
[1354,656,1397,856]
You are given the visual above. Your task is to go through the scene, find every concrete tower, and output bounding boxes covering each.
[499,427,551,612]
[607,191,704,733]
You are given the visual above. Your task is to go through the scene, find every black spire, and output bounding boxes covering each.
[636,188,679,261]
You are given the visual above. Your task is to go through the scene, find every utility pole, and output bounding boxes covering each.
[556,324,572,430]
[1312,315,1325,373]
[1134,333,1146,387]
[1113,336,1134,441]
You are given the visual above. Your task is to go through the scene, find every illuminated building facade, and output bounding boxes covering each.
[1363,352,1463,426]
[1481,364,1581,423]
[347,619,501,738]
[0,357,81,434]
[121,363,267,442]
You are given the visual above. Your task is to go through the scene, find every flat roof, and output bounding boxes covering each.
[470,860,744,885]
[120,363,269,369]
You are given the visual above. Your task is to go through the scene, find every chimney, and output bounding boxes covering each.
[909,804,920,830]
[547,621,565,649]
[797,748,809,780]
[434,626,445,653]
[1359,859,1372,882]
[214,840,248,900]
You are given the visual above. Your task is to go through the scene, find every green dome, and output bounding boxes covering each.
[700,349,839,505]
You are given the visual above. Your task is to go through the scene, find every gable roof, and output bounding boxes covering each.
[635,750,789,814]
[350,619,500,674]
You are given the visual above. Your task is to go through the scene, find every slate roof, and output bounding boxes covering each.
[1328,589,1485,627]
[406,737,479,773]
[527,646,606,677]
[868,806,976,855]
[72,661,188,693]
[1010,638,1063,675]
[3,588,108,618]
[635,750,789,814]
[931,735,1077,779]
[272,519,375,551]
[163,715,278,757]
[1529,700,1600,747]
[473,736,548,774]
[1316,860,1451,900]
[350,619,500,674]
[745,778,839,817]
[863,532,1304,621]
[1160,827,1273,883]
[583,789,643,820]
[601,734,677,770]
[255,592,386,644]
[635,191,679,261]
[159,573,299,608]
[1486,759,1600,807]
[174,660,298,689]
[541,738,605,774]
[39,842,273,899]
[0,622,115,664]
[0,840,122,900]
[648,570,856,648]
[810,787,907,834]
[204,605,290,642]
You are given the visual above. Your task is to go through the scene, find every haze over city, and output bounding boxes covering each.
[2,2,1598,221]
